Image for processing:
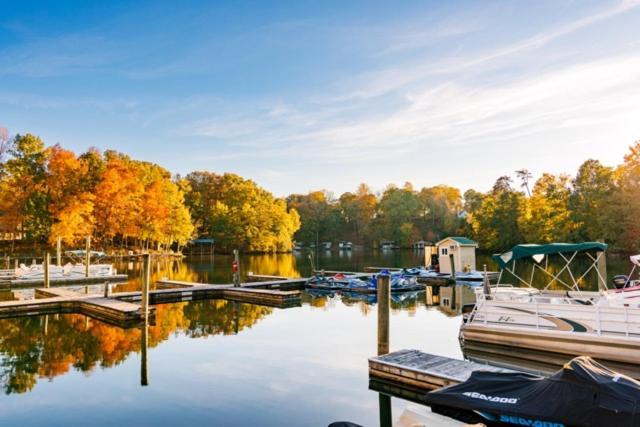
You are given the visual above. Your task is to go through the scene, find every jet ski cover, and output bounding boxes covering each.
[423,356,640,427]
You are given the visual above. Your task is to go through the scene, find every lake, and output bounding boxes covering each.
[0,249,633,426]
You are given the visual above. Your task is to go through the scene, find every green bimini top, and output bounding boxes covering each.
[492,242,608,269]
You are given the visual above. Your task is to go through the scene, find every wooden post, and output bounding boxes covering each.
[142,253,150,319]
[56,237,62,267]
[141,314,149,386]
[44,252,50,288]
[233,249,241,287]
[378,393,392,427]
[85,236,91,278]
[377,274,390,356]
[449,253,456,279]
[308,252,316,273]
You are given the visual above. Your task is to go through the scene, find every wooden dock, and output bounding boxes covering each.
[0,286,154,327]
[0,277,302,327]
[146,279,302,307]
[369,349,513,392]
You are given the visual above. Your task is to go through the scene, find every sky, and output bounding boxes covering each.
[1,0,640,197]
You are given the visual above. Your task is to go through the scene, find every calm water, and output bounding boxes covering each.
[0,250,634,426]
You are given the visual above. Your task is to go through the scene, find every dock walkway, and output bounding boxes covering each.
[0,286,152,327]
[369,349,514,392]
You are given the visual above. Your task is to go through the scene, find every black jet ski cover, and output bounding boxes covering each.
[423,356,640,427]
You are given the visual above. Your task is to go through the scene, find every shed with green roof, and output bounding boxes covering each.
[435,237,479,274]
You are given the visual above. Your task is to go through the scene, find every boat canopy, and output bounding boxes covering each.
[492,242,608,269]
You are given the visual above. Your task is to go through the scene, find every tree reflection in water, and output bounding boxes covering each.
[0,300,272,394]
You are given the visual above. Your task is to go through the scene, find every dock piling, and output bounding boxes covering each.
[141,253,150,319]
[44,252,50,288]
[141,315,149,386]
[377,274,390,356]
[233,249,241,287]
[85,236,91,278]
[56,237,61,267]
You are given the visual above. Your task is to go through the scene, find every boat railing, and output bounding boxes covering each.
[473,298,640,338]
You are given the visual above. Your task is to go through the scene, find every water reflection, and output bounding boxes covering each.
[0,300,272,394]
[0,251,635,426]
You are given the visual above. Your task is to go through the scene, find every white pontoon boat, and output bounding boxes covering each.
[461,242,640,364]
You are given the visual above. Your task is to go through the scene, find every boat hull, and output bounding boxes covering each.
[461,323,640,364]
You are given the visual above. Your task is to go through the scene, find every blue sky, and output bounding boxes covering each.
[1,0,640,196]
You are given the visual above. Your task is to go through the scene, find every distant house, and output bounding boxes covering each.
[322,241,332,250]
[412,240,431,250]
[436,237,478,274]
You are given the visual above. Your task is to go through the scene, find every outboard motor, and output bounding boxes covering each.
[613,275,629,289]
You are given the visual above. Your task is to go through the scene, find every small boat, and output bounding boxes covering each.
[423,356,640,427]
[402,266,487,282]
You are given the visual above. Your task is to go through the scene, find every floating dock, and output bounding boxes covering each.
[149,279,302,307]
[0,286,154,327]
[369,349,513,393]
[0,278,303,327]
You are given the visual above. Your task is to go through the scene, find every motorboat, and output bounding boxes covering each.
[461,242,640,364]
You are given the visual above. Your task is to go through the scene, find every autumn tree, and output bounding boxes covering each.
[612,142,640,252]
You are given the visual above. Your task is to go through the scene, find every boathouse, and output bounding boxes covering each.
[436,237,478,274]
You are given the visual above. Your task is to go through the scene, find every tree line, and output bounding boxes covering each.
[0,132,300,253]
[287,142,640,253]
[1,130,639,253]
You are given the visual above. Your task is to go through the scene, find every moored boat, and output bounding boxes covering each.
[461,242,640,364]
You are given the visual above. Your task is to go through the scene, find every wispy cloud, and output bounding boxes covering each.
[187,52,640,165]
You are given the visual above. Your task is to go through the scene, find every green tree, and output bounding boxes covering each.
[569,159,616,242]
[467,176,525,251]
[521,173,573,243]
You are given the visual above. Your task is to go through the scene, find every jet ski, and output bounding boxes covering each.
[305,273,352,290]
[423,356,640,427]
